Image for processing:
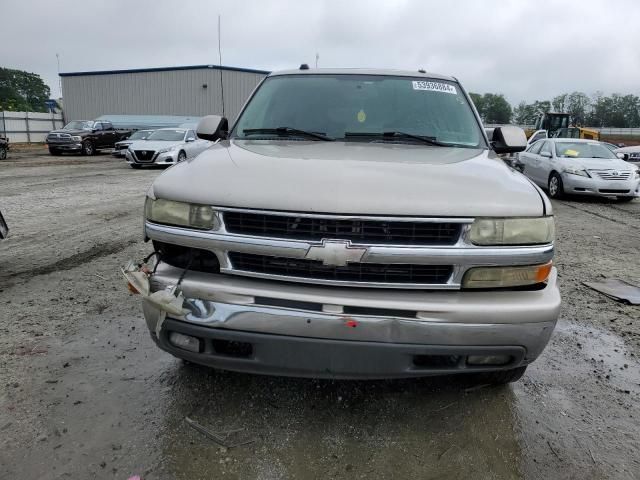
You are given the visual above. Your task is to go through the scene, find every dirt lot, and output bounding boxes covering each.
[1,149,639,479]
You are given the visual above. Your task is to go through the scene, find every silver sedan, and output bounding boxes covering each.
[517,139,640,201]
[125,128,211,168]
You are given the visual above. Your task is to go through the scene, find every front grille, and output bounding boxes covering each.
[591,170,631,180]
[228,252,453,285]
[223,211,461,246]
[46,133,72,144]
[134,150,156,162]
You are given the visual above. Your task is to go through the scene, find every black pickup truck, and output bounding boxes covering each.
[46,120,132,156]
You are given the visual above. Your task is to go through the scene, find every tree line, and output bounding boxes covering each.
[0,67,51,112]
[470,91,640,128]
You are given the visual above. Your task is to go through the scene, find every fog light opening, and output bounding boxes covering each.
[467,355,512,366]
[168,332,202,353]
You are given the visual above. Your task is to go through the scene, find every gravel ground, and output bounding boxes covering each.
[0,149,639,479]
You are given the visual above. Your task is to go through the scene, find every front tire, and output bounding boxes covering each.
[548,172,564,199]
[616,196,634,203]
[130,163,141,169]
[48,147,60,156]
[0,146,6,160]
[82,140,95,156]
[177,151,186,162]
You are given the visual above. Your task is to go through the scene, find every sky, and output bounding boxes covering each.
[2,0,640,105]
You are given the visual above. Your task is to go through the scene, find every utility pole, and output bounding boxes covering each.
[315,52,319,68]
[56,53,63,99]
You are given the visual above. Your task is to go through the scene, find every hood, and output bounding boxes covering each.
[48,129,88,136]
[565,157,636,171]
[127,140,183,150]
[151,140,547,217]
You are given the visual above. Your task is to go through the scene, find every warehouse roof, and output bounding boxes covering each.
[60,64,270,77]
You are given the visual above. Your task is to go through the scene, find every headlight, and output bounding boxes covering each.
[634,169,639,179]
[72,135,82,142]
[462,262,553,289]
[563,166,589,177]
[157,146,177,154]
[145,198,216,230]
[469,217,554,246]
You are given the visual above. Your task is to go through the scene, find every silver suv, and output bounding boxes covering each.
[139,68,560,384]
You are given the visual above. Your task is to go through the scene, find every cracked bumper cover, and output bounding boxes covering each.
[142,263,561,378]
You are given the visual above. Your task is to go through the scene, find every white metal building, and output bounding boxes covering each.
[59,64,269,123]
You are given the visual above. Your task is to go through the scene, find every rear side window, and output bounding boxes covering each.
[529,141,544,154]
[540,141,552,156]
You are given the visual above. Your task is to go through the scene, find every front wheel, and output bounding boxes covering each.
[130,163,141,169]
[177,151,186,162]
[82,140,95,156]
[0,146,6,160]
[48,147,60,156]
[548,172,564,199]
[616,196,634,203]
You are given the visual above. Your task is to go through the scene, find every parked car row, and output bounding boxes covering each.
[46,120,132,156]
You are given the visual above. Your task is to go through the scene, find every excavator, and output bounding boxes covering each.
[525,112,600,142]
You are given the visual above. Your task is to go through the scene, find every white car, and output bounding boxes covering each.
[125,128,211,168]
[518,138,640,201]
[615,145,640,166]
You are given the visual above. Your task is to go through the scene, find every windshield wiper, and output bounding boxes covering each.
[344,131,447,146]
[242,127,334,141]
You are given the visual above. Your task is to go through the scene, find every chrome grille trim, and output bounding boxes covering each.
[589,169,632,181]
[222,210,463,246]
[145,219,554,290]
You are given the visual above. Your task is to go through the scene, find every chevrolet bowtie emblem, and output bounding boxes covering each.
[305,240,367,267]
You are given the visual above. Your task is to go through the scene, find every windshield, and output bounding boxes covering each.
[129,130,153,140]
[232,74,484,147]
[64,121,94,130]
[147,130,185,141]
[555,142,617,159]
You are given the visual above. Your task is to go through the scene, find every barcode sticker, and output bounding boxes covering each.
[412,81,457,94]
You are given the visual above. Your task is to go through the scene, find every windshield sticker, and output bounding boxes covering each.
[357,109,367,123]
[412,81,457,94]
[563,149,579,157]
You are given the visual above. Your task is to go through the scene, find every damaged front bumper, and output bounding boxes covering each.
[141,263,561,379]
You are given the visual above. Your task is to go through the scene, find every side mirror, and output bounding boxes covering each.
[196,115,228,141]
[186,137,195,142]
[540,151,552,158]
[491,126,527,154]
[616,152,628,160]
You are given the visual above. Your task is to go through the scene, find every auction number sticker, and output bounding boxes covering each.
[412,81,457,94]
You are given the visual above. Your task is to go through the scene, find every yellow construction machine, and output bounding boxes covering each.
[525,113,599,140]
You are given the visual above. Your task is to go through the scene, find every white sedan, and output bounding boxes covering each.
[517,138,640,201]
[125,128,211,168]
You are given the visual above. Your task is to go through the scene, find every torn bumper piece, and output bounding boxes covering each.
[143,263,560,379]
